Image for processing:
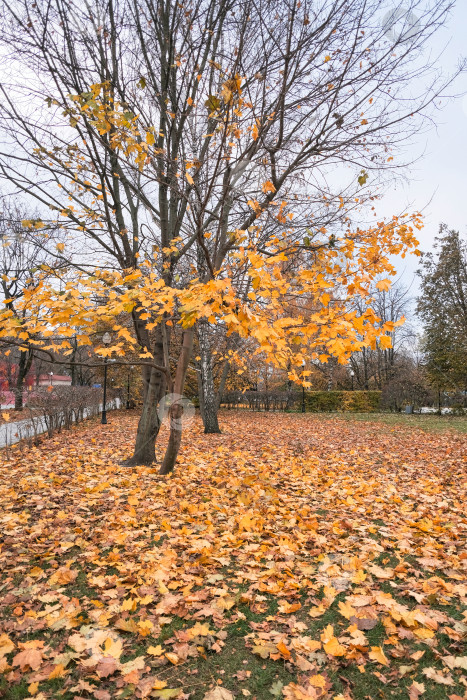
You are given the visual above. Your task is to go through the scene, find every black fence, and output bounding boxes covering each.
[220,391,301,411]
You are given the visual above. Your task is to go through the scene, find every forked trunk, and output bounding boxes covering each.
[159,328,194,474]
[125,328,166,466]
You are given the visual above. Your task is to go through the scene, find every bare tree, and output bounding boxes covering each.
[350,279,415,389]
[0,201,62,409]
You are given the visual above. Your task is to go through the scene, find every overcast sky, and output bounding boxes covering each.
[377,0,467,288]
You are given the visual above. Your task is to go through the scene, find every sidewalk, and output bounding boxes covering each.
[0,398,121,448]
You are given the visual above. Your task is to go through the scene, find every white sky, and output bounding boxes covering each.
[377,0,467,288]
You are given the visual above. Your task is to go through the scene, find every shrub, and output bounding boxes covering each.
[305,390,381,412]
[28,386,107,436]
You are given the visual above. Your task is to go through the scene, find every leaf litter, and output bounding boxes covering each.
[0,412,466,699]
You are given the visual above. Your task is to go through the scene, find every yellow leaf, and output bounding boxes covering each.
[103,637,123,659]
[376,278,391,291]
[2,412,10,422]
[308,604,326,618]
[120,655,146,675]
[56,242,65,253]
[352,569,367,584]
[379,335,392,350]
[309,674,326,688]
[147,645,164,656]
[0,634,15,656]
[414,628,435,640]
[28,682,39,696]
[187,622,212,639]
[369,646,389,666]
[165,652,179,665]
[323,637,346,657]
[48,663,66,679]
[186,173,194,186]
[338,601,357,619]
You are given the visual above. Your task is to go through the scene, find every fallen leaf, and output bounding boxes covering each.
[96,656,119,678]
[203,688,235,700]
[349,616,378,630]
[422,667,454,685]
[323,637,346,657]
[12,648,43,671]
[368,646,389,666]
[408,681,425,699]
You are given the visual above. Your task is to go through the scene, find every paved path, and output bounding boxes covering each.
[0,399,121,448]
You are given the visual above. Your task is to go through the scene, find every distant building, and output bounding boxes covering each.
[37,374,72,387]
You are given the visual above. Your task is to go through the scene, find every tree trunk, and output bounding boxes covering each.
[362,348,369,390]
[160,328,194,475]
[216,360,230,411]
[197,321,221,433]
[14,349,33,411]
[197,364,206,423]
[70,336,77,386]
[125,327,166,466]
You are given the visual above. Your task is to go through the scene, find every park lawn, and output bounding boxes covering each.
[313,411,467,435]
[0,411,466,700]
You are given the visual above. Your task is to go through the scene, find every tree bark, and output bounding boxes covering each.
[125,326,166,466]
[197,321,221,433]
[14,349,33,411]
[159,328,194,475]
[70,336,77,386]
[216,360,230,411]
[197,363,206,424]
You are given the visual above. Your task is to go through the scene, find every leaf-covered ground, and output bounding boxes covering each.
[0,412,466,700]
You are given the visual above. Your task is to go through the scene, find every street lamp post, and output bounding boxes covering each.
[101,332,111,424]
[350,369,355,391]
[49,371,53,387]
[301,360,306,413]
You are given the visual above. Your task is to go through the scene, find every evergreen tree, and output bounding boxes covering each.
[417,225,467,398]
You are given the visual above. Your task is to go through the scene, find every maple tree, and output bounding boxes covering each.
[0,410,466,699]
[0,0,458,470]
[0,216,423,471]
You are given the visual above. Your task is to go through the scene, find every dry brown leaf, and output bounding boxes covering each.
[12,648,43,671]
[203,688,235,700]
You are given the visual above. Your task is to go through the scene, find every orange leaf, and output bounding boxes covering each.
[276,641,291,658]
[262,180,276,194]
